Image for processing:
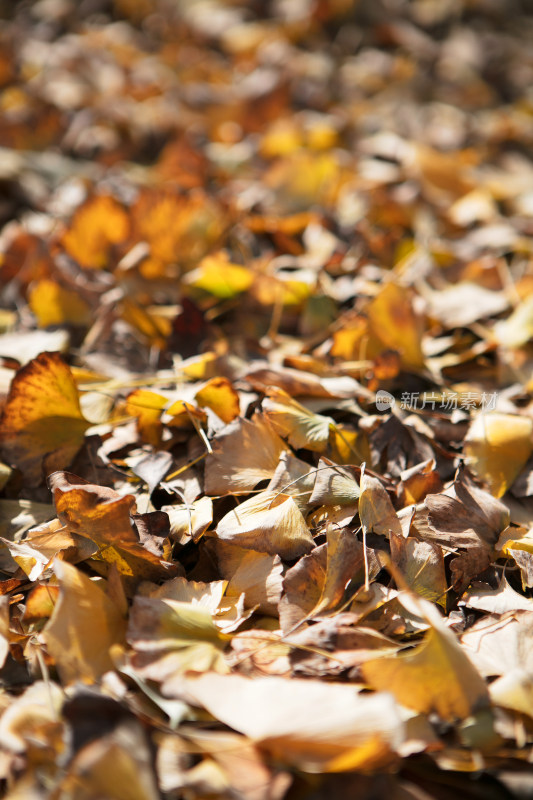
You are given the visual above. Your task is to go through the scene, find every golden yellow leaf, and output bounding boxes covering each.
[195,377,240,423]
[367,283,425,370]
[61,194,129,269]
[44,559,126,684]
[184,252,253,298]
[362,612,488,721]
[119,298,172,349]
[0,352,90,486]
[131,189,224,276]
[125,389,167,447]
[464,412,533,497]
[28,279,91,328]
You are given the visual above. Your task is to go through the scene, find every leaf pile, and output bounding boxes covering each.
[1,0,533,797]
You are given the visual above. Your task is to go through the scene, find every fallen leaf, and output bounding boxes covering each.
[216,491,315,560]
[195,377,240,423]
[164,672,405,773]
[362,601,489,721]
[184,251,253,298]
[0,352,90,486]
[61,194,130,270]
[204,413,286,495]
[28,279,92,328]
[358,470,403,539]
[125,389,167,447]
[216,543,284,616]
[464,412,533,497]
[43,559,126,684]
[262,388,334,452]
[367,283,425,370]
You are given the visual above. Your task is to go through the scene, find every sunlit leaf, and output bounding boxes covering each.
[216,491,315,560]
[164,673,405,773]
[195,377,240,423]
[362,605,489,721]
[262,388,334,452]
[464,412,533,498]
[204,413,286,495]
[0,352,90,486]
[44,560,126,684]
[367,283,425,370]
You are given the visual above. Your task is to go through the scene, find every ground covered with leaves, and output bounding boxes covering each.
[1,0,533,797]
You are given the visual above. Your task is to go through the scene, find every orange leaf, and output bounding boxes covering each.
[60,194,129,269]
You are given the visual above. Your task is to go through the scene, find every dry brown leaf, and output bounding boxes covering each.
[214,541,284,616]
[390,534,447,605]
[204,413,287,495]
[48,472,177,586]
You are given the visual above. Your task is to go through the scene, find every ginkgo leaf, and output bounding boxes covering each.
[126,594,229,681]
[358,471,402,538]
[312,528,365,616]
[131,189,224,275]
[61,194,130,269]
[216,491,314,560]
[493,294,533,349]
[163,673,405,773]
[43,559,127,684]
[146,576,251,633]
[0,352,90,486]
[125,389,168,447]
[309,459,360,506]
[195,377,240,423]
[262,388,334,452]
[215,542,284,616]
[28,279,92,328]
[361,608,489,721]
[464,412,533,497]
[390,535,447,606]
[48,472,177,587]
[280,532,369,631]
[165,496,213,544]
[367,282,425,370]
[204,413,286,495]
[184,252,253,298]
